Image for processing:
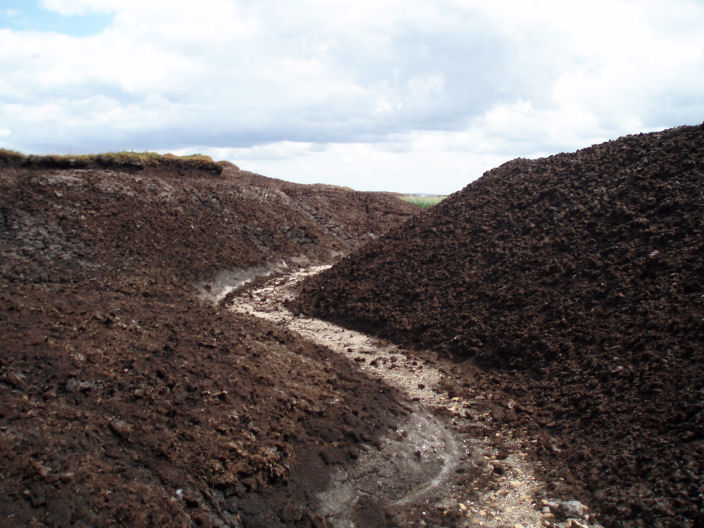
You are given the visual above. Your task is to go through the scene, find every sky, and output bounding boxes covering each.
[1,0,703,194]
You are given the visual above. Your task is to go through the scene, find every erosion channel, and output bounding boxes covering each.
[228,266,601,528]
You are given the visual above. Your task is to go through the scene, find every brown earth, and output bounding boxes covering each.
[298,123,704,527]
[0,154,419,527]
[229,266,601,528]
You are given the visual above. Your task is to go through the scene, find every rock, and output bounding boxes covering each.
[547,499,588,519]
[108,418,134,439]
[65,377,96,393]
[2,368,27,389]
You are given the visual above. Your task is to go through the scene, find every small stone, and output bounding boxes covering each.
[459,503,467,511]
[568,520,589,528]
[108,418,133,439]
[547,500,588,519]
[65,378,95,393]
[3,369,27,389]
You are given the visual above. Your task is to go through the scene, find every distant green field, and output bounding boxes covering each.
[399,195,447,209]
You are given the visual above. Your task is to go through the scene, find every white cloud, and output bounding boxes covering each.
[182,138,503,195]
[1,0,704,192]
[39,0,116,16]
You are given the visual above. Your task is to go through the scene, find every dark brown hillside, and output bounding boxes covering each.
[228,167,419,252]
[299,123,704,526]
[0,152,418,294]
[0,156,417,527]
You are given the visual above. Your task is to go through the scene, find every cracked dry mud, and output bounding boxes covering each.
[229,267,600,528]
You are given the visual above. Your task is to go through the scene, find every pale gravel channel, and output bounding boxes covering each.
[228,266,601,528]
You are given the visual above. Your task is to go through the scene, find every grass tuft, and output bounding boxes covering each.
[0,150,223,175]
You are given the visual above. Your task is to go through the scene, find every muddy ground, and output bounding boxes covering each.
[299,124,704,527]
[0,155,421,527]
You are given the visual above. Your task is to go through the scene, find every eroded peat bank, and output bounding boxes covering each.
[229,267,602,528]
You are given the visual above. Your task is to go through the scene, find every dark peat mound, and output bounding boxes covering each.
[299,123,704,527]
[0,156,416,527]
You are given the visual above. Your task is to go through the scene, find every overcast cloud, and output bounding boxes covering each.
[1,0,703,193]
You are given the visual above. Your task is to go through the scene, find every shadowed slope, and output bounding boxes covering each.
[0,159,416,526]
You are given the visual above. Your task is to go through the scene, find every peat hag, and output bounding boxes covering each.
[299,123,704,526]
[0,155,418,527]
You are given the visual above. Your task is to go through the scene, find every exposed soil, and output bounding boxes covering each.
[299,123,704,527]
[4,122,703,527]
[230,266,601,528]
[0,159,419,527]
[1,285,409,527]
[0,157,418,295]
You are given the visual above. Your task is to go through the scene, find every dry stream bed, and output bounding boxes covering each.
[229,266,603,528]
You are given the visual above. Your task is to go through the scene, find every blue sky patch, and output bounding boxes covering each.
[1,1,112,36]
